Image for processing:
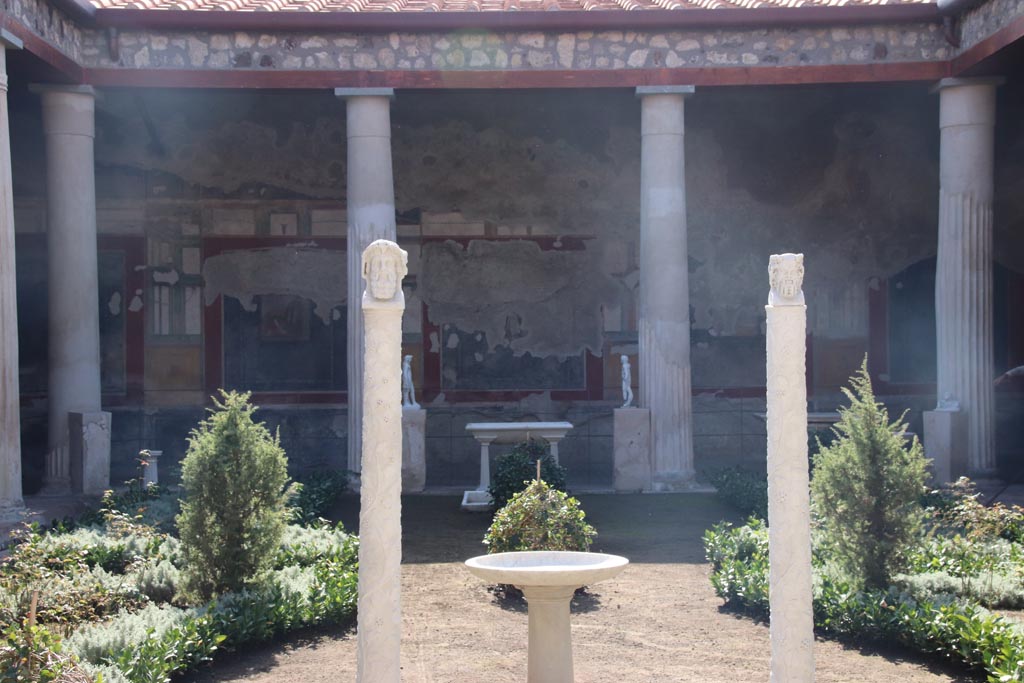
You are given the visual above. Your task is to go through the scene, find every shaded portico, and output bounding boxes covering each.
[0,0,1022,499]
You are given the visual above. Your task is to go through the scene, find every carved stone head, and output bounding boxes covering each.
[620,354,629,367]
[768,253,805,306]
[403,354,412,367]
[362,239,408,302]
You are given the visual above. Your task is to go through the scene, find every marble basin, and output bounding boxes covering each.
[465,550,628,588]
[465,551,629,683]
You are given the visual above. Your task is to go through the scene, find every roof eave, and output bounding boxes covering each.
[91,4,941,32]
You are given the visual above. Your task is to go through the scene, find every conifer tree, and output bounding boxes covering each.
[177,390,293,600]
[810,359,929,590]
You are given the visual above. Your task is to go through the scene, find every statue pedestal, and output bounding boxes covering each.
[69,411,111,495]
[401,407,426,493]
[613,408,651,492]
[924,408,969,485]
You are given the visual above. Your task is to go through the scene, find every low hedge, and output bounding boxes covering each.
[2,504,358,683]
[704,520,1024,682]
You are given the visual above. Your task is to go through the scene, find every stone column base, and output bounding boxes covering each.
[613,408,651,492]
[924,408,969,485]
[68,411,111,495]
[401,407,426,493]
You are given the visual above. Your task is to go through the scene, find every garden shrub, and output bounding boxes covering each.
[810,359,929,590]
[894,570,1024,610]
[488,439,567,510]
[291,470,350,525]
[703,521,1024,682]
[176,390,295,600]
[1,620,92,683]
[706,467,768,520]
[931,477,1024,544]
[484,479,596,553]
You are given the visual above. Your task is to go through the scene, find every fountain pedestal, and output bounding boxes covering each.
[465,551,629,683]
[523,585,576,683]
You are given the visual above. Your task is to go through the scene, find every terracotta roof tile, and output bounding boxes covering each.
[89,0,932,11]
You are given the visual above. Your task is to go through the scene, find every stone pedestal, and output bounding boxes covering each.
[522,585,576,683]
[356,240,407,683]
[31,84,102,492]
[636,86,696,491]
[68,411,111,495]
[933,77,1003,475]
[401,408,426,493]
[613,408,651,492]
[0,36,24,515]
[924,408,968,485]
[765,254,814,683]
[142,450,162,487]
[337,89,398,478]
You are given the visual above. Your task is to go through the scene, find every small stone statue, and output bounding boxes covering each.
[621,355,634,408]
[402,354,419,409]
[768,253,805,306]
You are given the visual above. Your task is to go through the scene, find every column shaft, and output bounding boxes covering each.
[34,85,101,491]
[765,255,814,682]
[637,88,695,490]
[356,240,407,683]
[0,46,23,512]
[339,90,397,475]
[934,78,1000,475]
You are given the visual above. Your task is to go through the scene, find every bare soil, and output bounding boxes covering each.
[185,494,975,683]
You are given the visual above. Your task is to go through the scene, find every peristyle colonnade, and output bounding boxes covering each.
[0,75,1007,513]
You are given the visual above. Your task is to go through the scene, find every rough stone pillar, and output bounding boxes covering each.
[356,240,408,683]
[933,77,1002,476]
[0,33,24,515]
[336,88,398,478]
[31,84,102,493]
[636,86,696,491]
[765,253,814,683]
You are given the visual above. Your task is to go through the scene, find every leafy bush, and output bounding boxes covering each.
[930,477,1024,544]
[2,620,92,683]
[704,519,770,612]
[276,523,358,568]
[894,570,1024,610]
[704,521,1024,681]
[176,390,295,600]
[706,467,768,520]
[70,555,358,683]
[484,479,596,554]
[291,470,349,525]
[488,439,567,510]
[810,359,929,590]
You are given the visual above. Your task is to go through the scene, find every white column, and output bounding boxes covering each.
[0,32,24,515]
[765,253,814,683]
[356,240,408,683]
[336,88,398,477]
[933,77,1002,476]
[31,84,101,493]
[636,86,696,491]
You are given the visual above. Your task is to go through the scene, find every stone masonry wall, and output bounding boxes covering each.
[4,0,83,60]
[959,0,1024,55]
[77,23,951,71]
